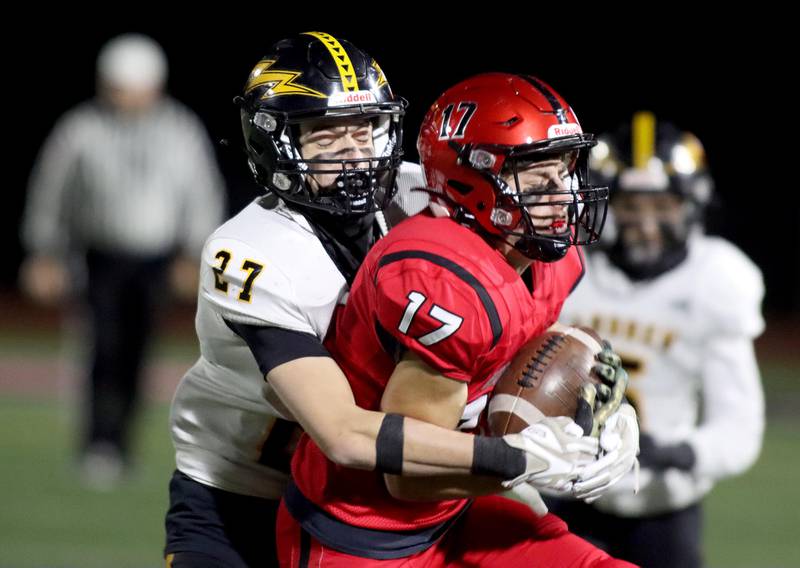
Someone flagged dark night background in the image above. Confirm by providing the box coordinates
[7,20,797,316]
[1,19,797,567]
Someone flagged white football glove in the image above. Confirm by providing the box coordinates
[573,403,640,501]
[501,416,599,496]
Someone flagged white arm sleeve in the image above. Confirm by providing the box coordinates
[687,336,765,480]
[687,239,766,480]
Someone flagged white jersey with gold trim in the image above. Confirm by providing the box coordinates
[170,162,426,499]
[559,233,765,516]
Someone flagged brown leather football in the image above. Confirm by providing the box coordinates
[488,325,604,435]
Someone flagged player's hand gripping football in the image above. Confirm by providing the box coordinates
[569,342,640,501]
[500,342,639,509]
[500,416,599,496]
[575,342,629,437]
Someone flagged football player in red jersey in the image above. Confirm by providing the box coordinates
[277,73,640,567]
[167,34,633,568]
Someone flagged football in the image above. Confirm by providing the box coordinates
[488,324,604,435]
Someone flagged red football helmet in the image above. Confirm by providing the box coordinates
[417,73,608,262]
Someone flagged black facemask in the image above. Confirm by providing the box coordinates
[608,219,689,281]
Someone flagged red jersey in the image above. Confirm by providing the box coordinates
[291,213,584,533]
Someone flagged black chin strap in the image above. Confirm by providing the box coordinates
[511,233,571,263]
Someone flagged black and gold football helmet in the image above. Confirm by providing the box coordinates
[236,32,406,216]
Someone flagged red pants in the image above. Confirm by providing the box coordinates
[277,495,637,567]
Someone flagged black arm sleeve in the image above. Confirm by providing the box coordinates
[224,319,331,377]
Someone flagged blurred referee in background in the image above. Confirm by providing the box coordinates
[19,33,225,489]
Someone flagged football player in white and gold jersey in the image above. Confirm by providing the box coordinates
[553,112,765,568]
[163,33,429,567]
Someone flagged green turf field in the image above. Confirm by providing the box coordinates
[0,351,797,567]
[0,399,173,567]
